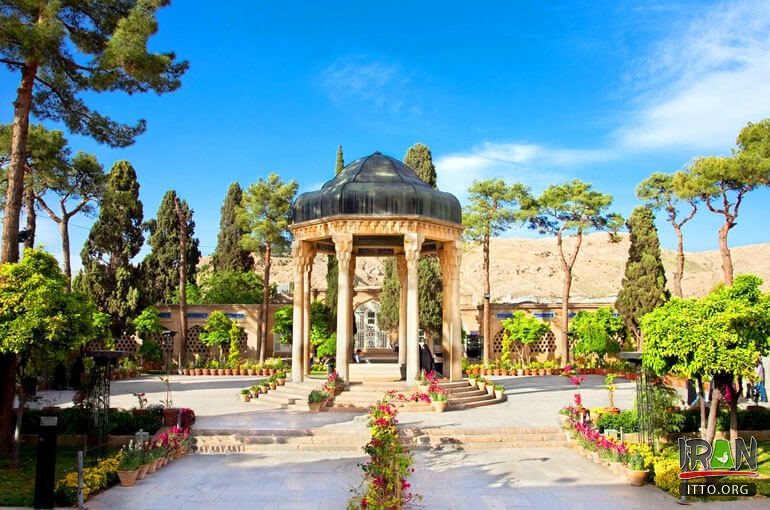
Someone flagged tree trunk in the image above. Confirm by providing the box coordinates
[482,234,490,364]
[697,376,706,436]
[673,226,685,298]
[23,183,35,251]
[561,270,572,363]
[60,220,72,292]
[174,196,188,367]
[0,353,17,456]
[704,385,720,444]
[260,244,272,366]
[2,63,38,264]
[729,385,739,458]
[556,230,581,364]
[718,222,733,285]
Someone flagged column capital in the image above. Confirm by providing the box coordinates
[403,232,424,269]
[440,240,463,280]
[333,232,354,269]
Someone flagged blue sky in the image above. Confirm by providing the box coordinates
[2,0,769,270]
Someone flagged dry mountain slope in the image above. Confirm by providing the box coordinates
[256,233,770,304]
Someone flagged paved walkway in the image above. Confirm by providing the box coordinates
[32,372,769,509]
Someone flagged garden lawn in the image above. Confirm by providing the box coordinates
[0,444,111,507]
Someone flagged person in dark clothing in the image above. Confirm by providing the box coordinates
[419,343,435,374]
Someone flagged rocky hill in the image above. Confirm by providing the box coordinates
[256,233,770,305]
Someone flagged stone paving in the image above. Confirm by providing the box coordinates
[32,372,769,509]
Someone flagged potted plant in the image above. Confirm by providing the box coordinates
[543,360,555,376]
[485,380,495,395]
[240,388,251,402]
[493,384,505,399]
[116,441,145,487]
[468,373,477,387]
[430,389,448,412]
[276,370,286,385]
[417,370,430,394]
[268,376,277,390]
[308,389,328,412]
[604,373,620,413]
[626,452,648,486]
[476,377,486,390]
[249,385,259,398]
[259,381,268,394]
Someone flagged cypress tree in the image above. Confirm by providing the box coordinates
[326,145,345,319]
[212,183,251,272]
[405,143,437,188]
[377,259,400,333]
[143,190,201,304]
[76,161,145,337]
[615,206,670,349]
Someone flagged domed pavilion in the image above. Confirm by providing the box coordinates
[289,152,464,384]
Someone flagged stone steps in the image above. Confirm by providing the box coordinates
[193,428,370,453]
[192,426,566,454]
[400,426,566,450]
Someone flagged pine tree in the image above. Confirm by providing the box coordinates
[212,183,251,272]
[76,161,145,337]
[404,143,437,188]
[142,190,201,304]
[615,207,670,349]
[326,145,345,319]
[0,1,187,265]
[465,179,532,363]
[239,174,298,364]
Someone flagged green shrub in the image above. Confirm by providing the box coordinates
[597,410,638,433]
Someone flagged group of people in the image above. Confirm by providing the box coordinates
[686,360,767,405]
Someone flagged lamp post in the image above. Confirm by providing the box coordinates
[161,330,177,376]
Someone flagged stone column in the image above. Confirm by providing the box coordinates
[302,246,315,376]
[349,254,357,355]
[439,247,452,379]
[404,233,424,384]
[396,255,407,375]
[291,241,304,383]
[333,232,354,382]
[449,240,463,381]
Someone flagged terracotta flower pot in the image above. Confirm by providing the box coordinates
[308,402,322,412]
[137,463,150,480]
[433,401,447,413]
[626,468,648,486]
[117,469,140,487]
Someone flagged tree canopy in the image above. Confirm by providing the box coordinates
[570,307,624,361]
[501,311,550,366]
[636,171,698,297]
[641,274,770,442]
[527,179,619,362]
[239,173,298,364]
[464,178,531,363]
[688,119,770,285]
[404,143,436,188]
[142,190,200,304]
[76,160,144,336]
[1,0,187,264]
[212,183,252,273]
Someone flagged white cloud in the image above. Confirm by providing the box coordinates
[435,142,614,201]
[320,56,419,115]
[616,0,770,152]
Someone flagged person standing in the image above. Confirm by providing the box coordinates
[755,359,768,403]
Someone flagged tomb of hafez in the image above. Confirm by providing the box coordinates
[289,151,464,384]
